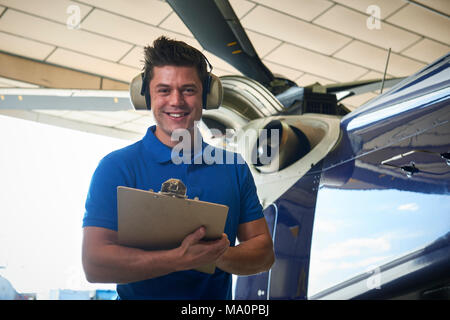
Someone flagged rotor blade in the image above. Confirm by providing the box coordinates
[167,0,274,86]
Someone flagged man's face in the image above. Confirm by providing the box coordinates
[149,65,203,147]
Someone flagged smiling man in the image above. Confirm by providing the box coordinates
[149,65,203,147]
[81,36,274,300]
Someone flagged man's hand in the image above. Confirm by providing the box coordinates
[215,218,274,275]
[175,227,230,272]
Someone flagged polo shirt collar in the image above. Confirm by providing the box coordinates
[142,125,208,164]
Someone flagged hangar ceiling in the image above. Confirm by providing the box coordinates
[0,0,448,139]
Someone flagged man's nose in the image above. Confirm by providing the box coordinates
[169,90,184,106]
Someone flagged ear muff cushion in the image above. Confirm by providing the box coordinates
[129,73,148,110]
[205,74,223,110]
[129,72,223,110]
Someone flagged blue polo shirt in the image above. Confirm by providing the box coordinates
[82,125,263,299]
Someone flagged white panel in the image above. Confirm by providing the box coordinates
[266,44,367,82]
[246,30,281,58]
[242,6,351,55]
[0,31,55,60]
[77,0,171,25]
[82,9,163,47]
[119,46,144,69]
[262,60,303,81]
[387,4,450,44]
[332,0,406,19]
[415,0,450,16]
[0,10,132,62]
[0,0,92,24]
[334,40,392,72]
[252,0,333,21]
[47,49,139,82]
[229,0,256,18]
[402,38,450,63]
[82,10,200,50]
[334,41,427,77]
[159,12,193,37]
[379,54,425,78]
[314,5,421,53]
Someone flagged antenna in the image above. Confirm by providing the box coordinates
[380,48,391,94]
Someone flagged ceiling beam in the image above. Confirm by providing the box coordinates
[0,51,129,90]
[0,109,140,141]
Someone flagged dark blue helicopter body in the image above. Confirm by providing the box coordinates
[235,54,450,300]
[162,0,450,299]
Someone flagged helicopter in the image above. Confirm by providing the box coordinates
[0,0,448,300]
[154,0,450,300]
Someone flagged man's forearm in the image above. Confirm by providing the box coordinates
[82,226,229,284]
[216,234,275,275]
[83,242,181,284]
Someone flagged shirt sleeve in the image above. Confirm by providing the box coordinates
[82,154,128,231]
[237,156,264,224]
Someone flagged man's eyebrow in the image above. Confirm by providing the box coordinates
[155,83,200,90]
[181,83,199,88]
[154,83,199,88]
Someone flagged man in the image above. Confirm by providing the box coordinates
[82,36,274,300]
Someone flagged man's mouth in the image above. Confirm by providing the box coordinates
[165,112,189,119]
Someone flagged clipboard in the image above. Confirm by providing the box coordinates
[117,185,229,274]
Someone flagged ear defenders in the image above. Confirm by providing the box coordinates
[129,58,223,111]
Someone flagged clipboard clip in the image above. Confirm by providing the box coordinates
[158,178,188,199]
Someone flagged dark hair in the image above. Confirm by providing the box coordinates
[143,36,209,84]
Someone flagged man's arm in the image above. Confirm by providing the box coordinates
[82,226,229,284]
[215,217,274,275]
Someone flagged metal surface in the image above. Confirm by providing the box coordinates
[235,165,322,299]
[236,53,450,300]
[308,55,450,299]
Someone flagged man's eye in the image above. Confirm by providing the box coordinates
[183,88,196,94]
